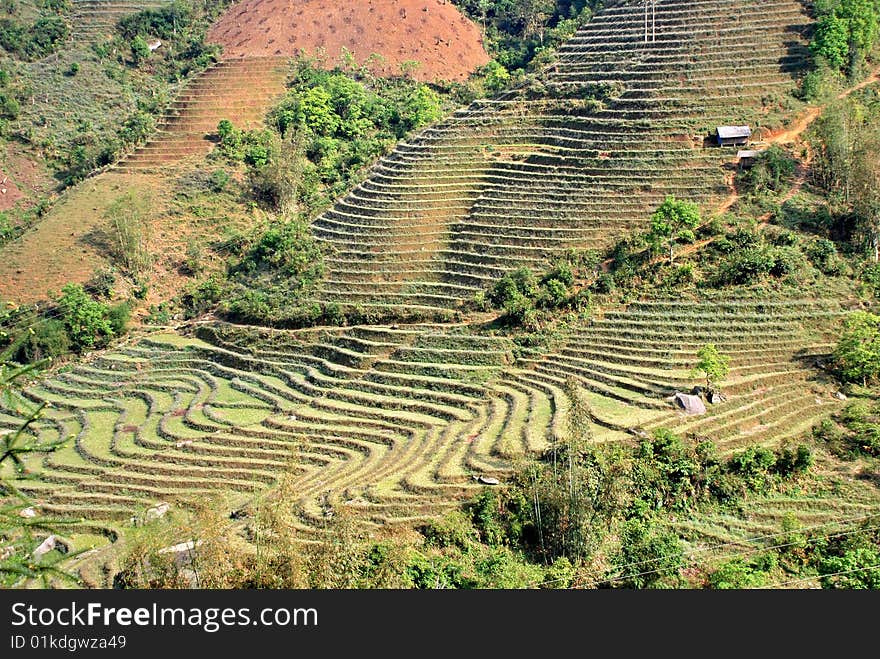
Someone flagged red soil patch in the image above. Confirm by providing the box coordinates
[207,0,489,82]
[0,171,23,212]
[0,149,48,212]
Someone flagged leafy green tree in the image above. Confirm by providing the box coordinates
[298,86,340,136]
[833,311,880,386]
[130,35,151,65]
[820,545,880,589]
[692,344,731,391]
[482,59,511,93]
[401,84,442,131]
[811,14,851,70]
[57,284,114,351]
[648,196,701,264]
[517,378,623,563]
[707,554,774,589]
[811,0,880,74]
[105,192,152,276]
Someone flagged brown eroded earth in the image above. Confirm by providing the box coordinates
[207,0,490,81]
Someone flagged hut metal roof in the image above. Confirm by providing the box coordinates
[717,126,752,139]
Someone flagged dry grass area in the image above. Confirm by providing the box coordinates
[0,173,166,304]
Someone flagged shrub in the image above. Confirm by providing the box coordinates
[107,302,131,335]
[738,146,797,194]
[105,192,152,276]
[833,311,880,386]
[8,319,71,363]
[807,238,844,275]
[209,169,230,193]
[612,519,684,589]
[57,284,114,350]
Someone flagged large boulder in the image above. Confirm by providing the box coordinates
[673,392,707,416]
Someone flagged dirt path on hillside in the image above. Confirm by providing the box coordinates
[714,66,880,218]
[631,67,880,271]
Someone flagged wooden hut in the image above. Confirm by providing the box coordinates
[716,126,752,147]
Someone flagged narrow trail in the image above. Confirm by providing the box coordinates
[629,67,880,272]
[714,65,880,218]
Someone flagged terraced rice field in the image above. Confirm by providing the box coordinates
[70,0,172,41]
[1,326,527,540]
[309,0,811,315]
[5,0,874,565]
[519,299,850,451]
[116,57,291,172]
[1,298,852,541]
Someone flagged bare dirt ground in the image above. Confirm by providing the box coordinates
[207,0,490,81]
[0,148,52,213]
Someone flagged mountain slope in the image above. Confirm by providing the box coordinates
[309,0,811,314]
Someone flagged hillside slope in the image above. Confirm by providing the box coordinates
[309,0,811,315]
[206,0,490,81]
[7,0,880,567]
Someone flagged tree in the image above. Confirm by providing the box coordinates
[833,311,880,386]
[105,192,152,276]
[57,284,114,351]
[612,518,684,588]
[130,35,151,65]
[692,344,731,392]
[401,84,442,131]
[852,128,880,261]
[516,378,624,563]
[648,196,701,264]
[811,13,851,70]
[811,0,880,75]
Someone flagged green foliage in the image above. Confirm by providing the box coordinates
[6,319,70,364]
[612,519,684,588]
[814,398,880,457]
[707,555,775,589]
[738,146,797,195]
[400,84,443,131]
[648,196,701,264]
[820,543,880,588]
[130,35,151,65]
[809,95,880,258]
[806,238,846,275]
[712,240,807,287]
[810,0,880,75]
[209,169,230,193]
[0,15,68,61]
[117,2,194,41]
[105,192,152,276]
[453,0,598,72]
[57,284,114,351]
[692,343,731,390]
[194,219,327,327]
[485,261,582,326]
[107,302,131,336]
[1,361,77,588]
[480,59,511,93]
[812,13,852,70]
[833,311,880,385]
